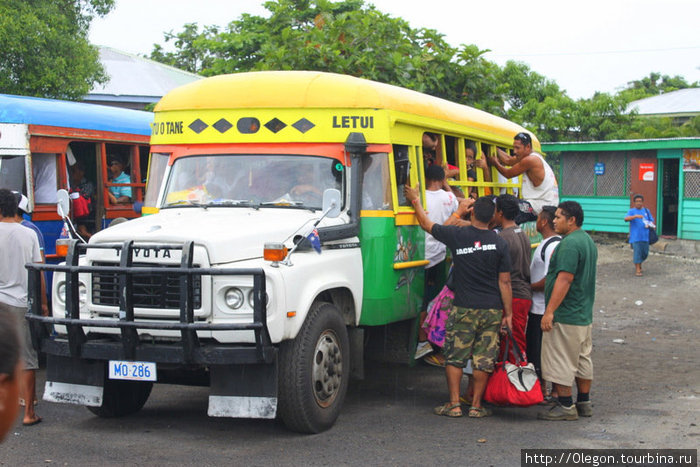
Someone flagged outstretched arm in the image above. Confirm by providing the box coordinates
[404,185,435,234]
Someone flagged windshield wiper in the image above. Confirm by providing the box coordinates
[205,199,253,207]
[163,199,206,208]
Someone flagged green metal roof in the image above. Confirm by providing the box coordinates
[542,137,700,152]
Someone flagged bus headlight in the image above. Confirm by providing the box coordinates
[248,289,269,309]
[57,283,66,304]
[56,282,88,305]
[224,287,244,310]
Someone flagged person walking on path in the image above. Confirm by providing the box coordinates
[406,185,512,418]
[539,201,597,421]
[624,194,655,277]
[0,188,47,426]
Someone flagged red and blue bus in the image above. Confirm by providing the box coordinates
[0,93,153,260]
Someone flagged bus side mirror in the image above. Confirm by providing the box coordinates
[56,189,70,219]
[322,189,341,218]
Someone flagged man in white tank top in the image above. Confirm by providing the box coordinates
[487,132,559,214]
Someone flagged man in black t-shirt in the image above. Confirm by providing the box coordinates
[405,186,512,418]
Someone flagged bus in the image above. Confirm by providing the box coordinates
[0,93,153,259]
[28,71,542,433]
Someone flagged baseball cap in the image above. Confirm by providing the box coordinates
[11,191,31,214]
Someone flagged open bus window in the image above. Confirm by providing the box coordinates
[490,143,520,196]
[104,143,147,207]
[361,153,391,210]
[421,132,440,168]
[32,153,58,204]
[0,155,26,194]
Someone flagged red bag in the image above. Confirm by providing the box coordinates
[70,191,90,218]
[484,328,544,407]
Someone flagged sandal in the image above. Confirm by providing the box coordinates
[468,406,492,418]
[434,402,462,418]
[423,354,445,367]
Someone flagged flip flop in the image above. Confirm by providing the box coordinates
[23,416,42,427]
[635,272,643,277]
[433,402,462,417]
[459,395,473,406]
[423,354,445,367]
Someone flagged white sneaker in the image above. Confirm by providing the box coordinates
[414,341,434,359]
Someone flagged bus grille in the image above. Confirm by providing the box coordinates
[91,262,202,309]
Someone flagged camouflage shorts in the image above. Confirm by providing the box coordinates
[443,306,501,372]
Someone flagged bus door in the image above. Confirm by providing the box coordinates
[358,143,425,326]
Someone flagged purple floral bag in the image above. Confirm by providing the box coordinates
[422,285,454,348]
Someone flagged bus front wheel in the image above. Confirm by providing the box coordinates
[278,301,349,433]
[88,378,153,418]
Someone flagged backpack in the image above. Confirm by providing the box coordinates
[540,236,561,262]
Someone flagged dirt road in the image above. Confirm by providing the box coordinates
[1,238,698,465]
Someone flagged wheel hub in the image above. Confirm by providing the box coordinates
[312,329,343,407]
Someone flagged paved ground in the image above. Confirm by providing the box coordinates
[1,238,698,466]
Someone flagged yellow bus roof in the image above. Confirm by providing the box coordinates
[155,71,539,148]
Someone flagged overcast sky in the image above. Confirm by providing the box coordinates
[89,0,700,100]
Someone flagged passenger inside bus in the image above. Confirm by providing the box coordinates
[107,156,132,204]
[68,161,95,239]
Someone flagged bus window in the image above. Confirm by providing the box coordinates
[104,143,146,208]
[32,153,59,204]
[393,145,413,207]
[143,152,170,210]
[0,155,25,194]
[361,153,391,210]
[421,132,439,169]
[492,144,520,196]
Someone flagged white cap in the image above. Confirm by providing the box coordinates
[18,194,31,214]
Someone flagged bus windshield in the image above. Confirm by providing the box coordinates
[163,154,345,211]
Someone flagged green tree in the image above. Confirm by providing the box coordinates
[150,0,471,100]
[618,72,698,102]
[0,0,114,99]
[150,0,698,142]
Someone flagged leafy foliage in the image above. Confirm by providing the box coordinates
[148,0,700,141]
[0,0,114,99]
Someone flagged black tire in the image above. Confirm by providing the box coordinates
[87,377,153,418]
[278,301,350,433]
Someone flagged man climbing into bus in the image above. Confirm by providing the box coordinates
[415,165,459,363]
[405,185,512,418]
[486,132,558,214]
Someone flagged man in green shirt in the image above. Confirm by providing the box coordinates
[539,201,597,421]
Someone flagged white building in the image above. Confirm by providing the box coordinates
[84,46,201,110]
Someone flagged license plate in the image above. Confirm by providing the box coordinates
[108,360,157,382]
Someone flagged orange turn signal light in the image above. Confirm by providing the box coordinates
[263,242,288,262]
[56,239,70,257]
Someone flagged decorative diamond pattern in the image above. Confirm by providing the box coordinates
[188,119,208,134]
[264,118,287,133]
[292,118,315,133]
[213,118,233,133]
